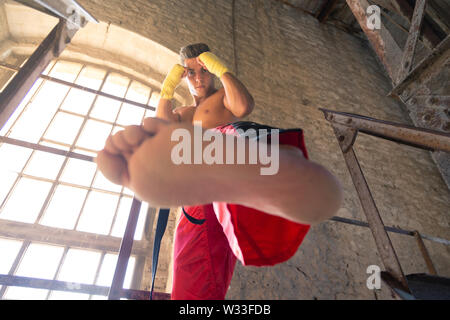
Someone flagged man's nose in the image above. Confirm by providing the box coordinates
[195,73,204,83]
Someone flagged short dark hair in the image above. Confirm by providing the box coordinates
[180,43,210,66]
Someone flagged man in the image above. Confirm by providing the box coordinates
[96,43,342,299]
[157,43,254,129]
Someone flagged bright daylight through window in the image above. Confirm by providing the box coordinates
[0,60,160,299]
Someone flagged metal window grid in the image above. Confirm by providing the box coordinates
[0,59,161,299]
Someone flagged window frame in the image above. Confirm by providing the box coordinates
[0,59,170,299]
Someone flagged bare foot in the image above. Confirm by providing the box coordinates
[96,117,343,224]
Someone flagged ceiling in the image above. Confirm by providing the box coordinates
[274,0,449,45]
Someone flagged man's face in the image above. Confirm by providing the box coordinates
[183,57,214,97]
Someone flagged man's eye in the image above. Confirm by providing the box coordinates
[202,68,207,73]
[188,71,195,76]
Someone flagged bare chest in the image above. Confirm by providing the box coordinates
[192,92,237,128]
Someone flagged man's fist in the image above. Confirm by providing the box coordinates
[197,52,230,78]
[160,64,187,100]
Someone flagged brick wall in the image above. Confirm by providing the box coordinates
[77,0,450,299]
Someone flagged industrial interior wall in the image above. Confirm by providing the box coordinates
[77,0,450,299]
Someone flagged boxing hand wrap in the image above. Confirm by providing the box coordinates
[160,64,185,100]
[198,52,230,78]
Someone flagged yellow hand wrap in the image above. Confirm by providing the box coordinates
[198,52,230,78]
[160,64,185,100]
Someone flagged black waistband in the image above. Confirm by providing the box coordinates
[182,207,206,225]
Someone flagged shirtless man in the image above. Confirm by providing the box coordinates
[96,43,343,299]
[158,43,253,129]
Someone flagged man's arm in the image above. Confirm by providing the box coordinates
[197,52,254,118]
[220,72,254,118]
[156,64,186,122]
[156,98,181,122]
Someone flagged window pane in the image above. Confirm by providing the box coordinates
[76,120,112,151]
[92,170,122,193]
[0,178,52,223]
[0,171,18,206]
[60,89,95,115]
[59,158,97,187]
[90,96,121,123]
[95,253,135,289]
[145,109,156,118]
[111,125,125,135]
[116,103,145,126]
[111,198,147,241]
[49,61,83,83]
[31,82,70,111]
[135,202,148,241]
[126,81,150,104]
[101,73,130,97]
[57,249,101,284]
[0,238,22,274]
[23,151,65,180]
[44,112,84,145]
[149,91,160,108]
[75,66,106,90]
[110,197,132,238]
[15,243,64,279]
[123,187,134,196]
[0,79,43,136]
[8,82,68,143]
[40,185,88,229]
[76,191,119,235]
[0,143,33,173]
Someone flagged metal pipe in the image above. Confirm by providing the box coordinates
[329,216,450,246]
[0,20,77,130]
[331,123,411,293]
[346,0,403,80]
[389,35,450,100]
[395,0,427,84]
[320,108,450,152]
[413,231,438,275]
[0,135,93,162]
[108,198,142,300]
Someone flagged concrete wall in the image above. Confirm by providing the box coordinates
[30,0,450,299]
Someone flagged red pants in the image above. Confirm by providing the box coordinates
[171,122,310,300]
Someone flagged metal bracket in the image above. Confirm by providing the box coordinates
[323,109,412,293]
[320,108,450,152]
[34,0,98,30]
[0,1,98,131]
[331,123,358,154]
[395,0,427,85]
[321,109,358,153]
[53,19,77,56]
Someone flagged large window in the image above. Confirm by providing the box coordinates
[0,60,163,299]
